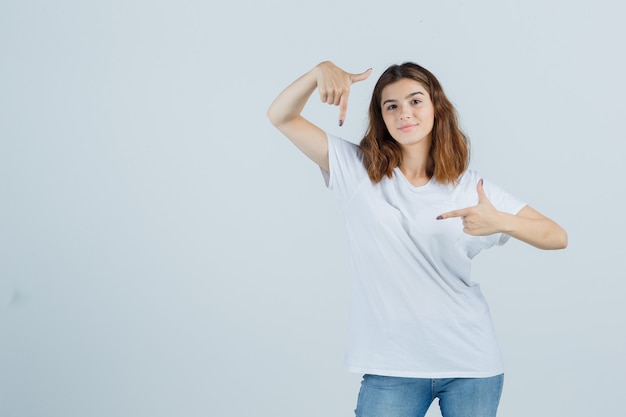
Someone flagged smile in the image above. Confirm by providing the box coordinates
[399,124,417,132]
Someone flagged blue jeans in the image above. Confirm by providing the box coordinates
[355,374,504,417]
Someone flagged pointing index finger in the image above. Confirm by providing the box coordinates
[338,90,349,127]
[436,208,467,220]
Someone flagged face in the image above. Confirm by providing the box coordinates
[380,78,435,149]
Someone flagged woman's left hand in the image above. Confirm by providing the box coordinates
[436,179,503,236]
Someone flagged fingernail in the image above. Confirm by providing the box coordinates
[479,178,484,186]
[339,119,344,127]
[436,215,443,220]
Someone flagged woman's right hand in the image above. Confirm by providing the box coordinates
[313,61,372,126]
[267,61,371,172]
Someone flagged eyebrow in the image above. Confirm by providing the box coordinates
[382,91,425,106]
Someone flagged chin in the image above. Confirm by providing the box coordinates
[395,136,430,147]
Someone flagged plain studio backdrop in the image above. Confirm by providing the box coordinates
[1,0,624,416]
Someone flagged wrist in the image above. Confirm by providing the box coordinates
[497,211,516,234]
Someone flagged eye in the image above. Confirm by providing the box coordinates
[385,104,397,111]
[412,99,422,105]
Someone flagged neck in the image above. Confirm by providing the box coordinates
[399,142,431,186]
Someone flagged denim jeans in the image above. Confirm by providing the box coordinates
[355,373,504,417]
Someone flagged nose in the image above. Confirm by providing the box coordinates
[400,104,411,120]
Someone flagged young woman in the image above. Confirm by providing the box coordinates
[267,61,567,417]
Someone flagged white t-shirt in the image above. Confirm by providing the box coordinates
[321,133,527,378]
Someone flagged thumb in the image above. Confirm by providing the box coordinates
[351,67,372,83]
[476,178,488,203]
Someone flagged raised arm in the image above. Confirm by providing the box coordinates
[437,179,568,250]
[266,61,371,172]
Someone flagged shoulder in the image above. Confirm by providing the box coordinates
[456,170,503,195]
[456,169,481,188]
[327,132,363,157]
[324,132,369,194]
[326,132,365,169]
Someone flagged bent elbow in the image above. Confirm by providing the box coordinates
[266,106,291,130]
[551,229,568,250]
[266,106,279,127]
[558,230,568,249]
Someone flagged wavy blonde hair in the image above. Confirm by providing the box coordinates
[359,62,469,185]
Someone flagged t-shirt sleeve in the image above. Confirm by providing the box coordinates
[320,132,368,200]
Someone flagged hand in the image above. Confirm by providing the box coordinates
[436,179,504,236]
[314,61,372,126]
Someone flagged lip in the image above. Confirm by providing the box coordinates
[399,124,417,132]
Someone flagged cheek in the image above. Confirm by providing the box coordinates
[428,114,435,128]
[421,109,435,127]
[382,114,394,130]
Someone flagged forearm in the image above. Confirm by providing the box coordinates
[498,208,568,250]
[267,68,318,127]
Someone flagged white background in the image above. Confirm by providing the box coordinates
[1,0,624,416]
